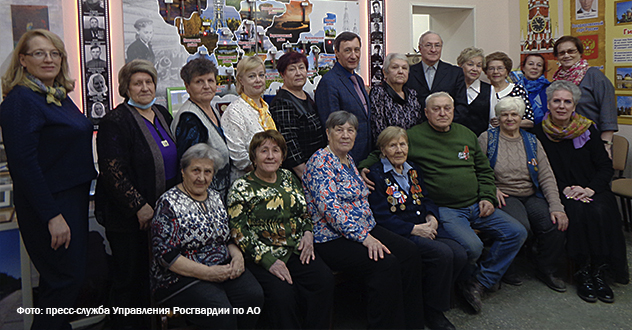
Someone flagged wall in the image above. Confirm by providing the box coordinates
[386,0,521,66]
[28,0,632,176]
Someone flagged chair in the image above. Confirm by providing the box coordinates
[611,135,632,232]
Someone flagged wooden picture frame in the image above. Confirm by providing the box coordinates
[616,94,632,125]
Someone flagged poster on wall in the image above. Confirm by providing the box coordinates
[79,0,113,129]
[10,5,49,48]
[570,0,605,69]
[613,0,632,124]
[123,0,360,106]
[369,0,384,85]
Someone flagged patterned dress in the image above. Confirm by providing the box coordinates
[228,169,313,270]
[151,187,230,293]
[369,82,423,142]
[491,83,534,122]
[303,148,376,243]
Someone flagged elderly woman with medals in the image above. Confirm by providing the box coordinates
[366,126,467,330]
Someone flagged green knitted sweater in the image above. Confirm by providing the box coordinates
[359,122,497,209]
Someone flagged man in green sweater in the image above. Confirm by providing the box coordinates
[359,92,527,314]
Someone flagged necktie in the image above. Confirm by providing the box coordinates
[350,75,368,114]
[426,66,436,89]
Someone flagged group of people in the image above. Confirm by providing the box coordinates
[0,27,628,330]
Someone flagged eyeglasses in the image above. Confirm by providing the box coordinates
[24,50,62,60]
[421,43,442,50]
[557,49,578,56]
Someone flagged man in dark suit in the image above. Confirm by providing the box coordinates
[315,32,371,162]
[405,31,468,124]
[84,17,105,42]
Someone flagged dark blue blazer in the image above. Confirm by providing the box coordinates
[405,60,469,125]
[315,62,372,162]
[366,160,439,237]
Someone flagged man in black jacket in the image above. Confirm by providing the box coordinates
[405,31,469,124]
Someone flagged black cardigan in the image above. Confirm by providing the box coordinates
[95,103,175,232]
[460,81,491,136]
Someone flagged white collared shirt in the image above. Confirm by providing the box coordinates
[466,79,481,105]
[490,82,515,125]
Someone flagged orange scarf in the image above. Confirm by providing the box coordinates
[241,93,276,131]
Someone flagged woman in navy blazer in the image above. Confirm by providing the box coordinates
[366,126,466,330]
[0,30,97,330]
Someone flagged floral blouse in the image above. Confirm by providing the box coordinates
[227,169,312,270]
[303,148,376,244]
[151,187,230,292]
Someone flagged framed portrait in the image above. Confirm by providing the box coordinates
[616,94,632,125]
[576,0,598,20]
[166,87,189,116]
[615,0,632,25]
[0,189,12,208]
[615,66,632,90]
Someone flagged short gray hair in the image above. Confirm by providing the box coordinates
[376,126,408,153]
[456,47,485,67]
[418,31,442,47]
[383,53,409,74]
[180,143,221,172]
[425,91,453,107]
[325,111,359,131]
[495,96,526,118]
[546,80,582,104]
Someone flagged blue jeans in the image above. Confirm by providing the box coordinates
[437,203,527,289]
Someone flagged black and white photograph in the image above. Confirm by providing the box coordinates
[83,0,105,14]
[370,0,382,19]
[123,0,191,106]
[84,16,105,41]
[87,73,108,97]
[85,44,107,71]
[91,102,107,119]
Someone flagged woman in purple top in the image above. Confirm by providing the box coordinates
[95,59,177,329]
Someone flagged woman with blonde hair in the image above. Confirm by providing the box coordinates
[222,55,276,181]
[0,29,97,330]
[457,47,490,136]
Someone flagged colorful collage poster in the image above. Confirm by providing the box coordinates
[123,0,359,107]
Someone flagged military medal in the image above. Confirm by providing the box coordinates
[385,179,406,212]
[409,170,423,206]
